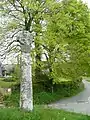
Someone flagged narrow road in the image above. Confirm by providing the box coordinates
[48,80,90,115]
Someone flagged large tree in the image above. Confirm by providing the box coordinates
[42,0,90,83]
[0,0,53,111]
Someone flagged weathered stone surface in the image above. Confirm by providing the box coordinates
[19,31,33,111]
[20,52,33,111]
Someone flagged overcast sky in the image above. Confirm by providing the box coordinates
[82,0,90,8]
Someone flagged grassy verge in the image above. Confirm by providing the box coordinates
[34,83,84,104]
[4,91,20,107]
[85,77,90,82]
[1,76,84,106]
[3,82,84,106]
[0,107,90,120]
[0,78,16,88]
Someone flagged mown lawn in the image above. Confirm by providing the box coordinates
[0,107,90,120]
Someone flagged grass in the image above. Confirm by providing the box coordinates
[0,76,84,107]
[0,107,90,120]
[85,77,90,82]
[0,78,16,88]
[3,82,84,107]
[82,76,90,82]
[0,77,87,120]
[33,80,84,104]
[34,85,84,104]
[4,91,20,107]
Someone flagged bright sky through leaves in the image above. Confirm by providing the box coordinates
[82,0,90,8]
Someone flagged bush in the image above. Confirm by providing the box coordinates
[33,82,84,105]
[3,79,84,107]
[3,91,19,107]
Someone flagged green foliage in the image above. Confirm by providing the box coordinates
[0,107,90,120]
[1,0,90,112]
[4,91,19,107]
[34,80,84,104]
[4,79,84,107]
[42,0,90,83]
[11,64,21,83]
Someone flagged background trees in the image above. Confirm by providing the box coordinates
[42,0,90,84]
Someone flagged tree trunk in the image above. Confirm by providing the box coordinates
[20,52,33,111]
[34,20,42,82]
[35,42,41,81]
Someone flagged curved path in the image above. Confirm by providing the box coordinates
[48,80,90,115]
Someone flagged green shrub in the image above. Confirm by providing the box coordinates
[34,82,84,105]
[4,79,84,107]
[3,91,19,107]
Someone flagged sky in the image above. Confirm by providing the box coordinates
[82,0,90,8]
